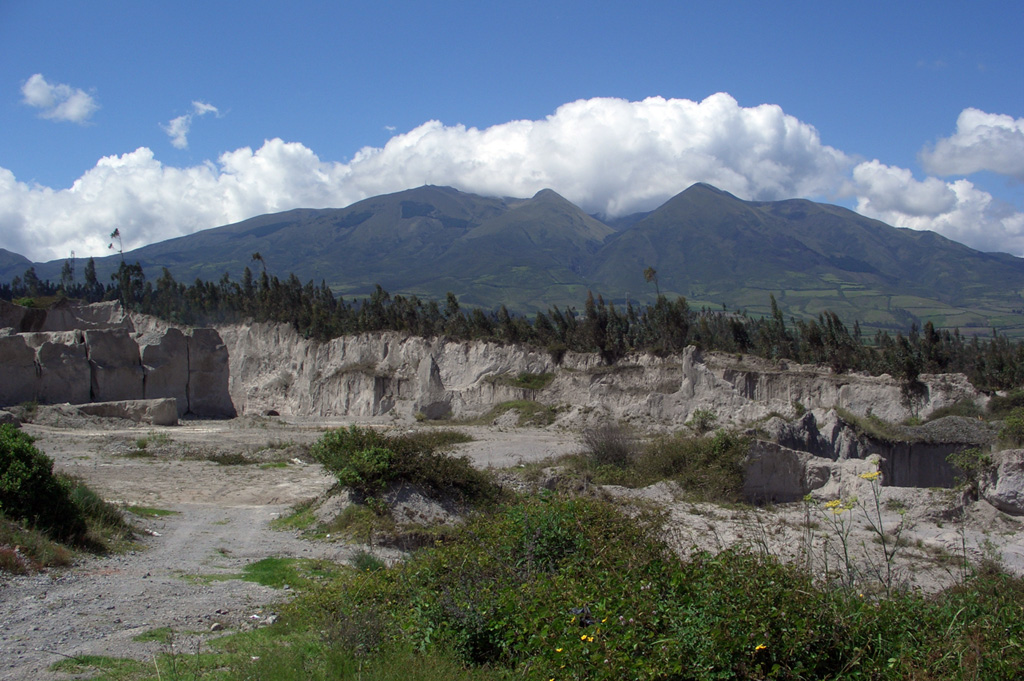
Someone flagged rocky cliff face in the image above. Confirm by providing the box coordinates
[219,321,984,428]
[0,301,234,418]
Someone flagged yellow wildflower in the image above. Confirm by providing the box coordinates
[824,500,841,509]
[556,648,563,653]
[755,643,767,652]
[581,634,587,641]
[859,470,882,481]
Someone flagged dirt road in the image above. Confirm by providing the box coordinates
[0,416,579,680]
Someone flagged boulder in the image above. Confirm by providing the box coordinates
[0,334,38,406]
[139,328,190,416]
[77,398,179,426]
[744,440,882,503]
[0,410,20,427]
[188,328,235,417]
[981,449,1024,515]
[85,329,144,401]
[36,337,90,404]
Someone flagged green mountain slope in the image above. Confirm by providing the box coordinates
[588,184,1024,333]
[6,183,1024,335]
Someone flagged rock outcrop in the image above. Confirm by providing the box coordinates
[982,450,1024,515]
[0,301,234,418]
[77,398,179,426]
[219,322,984,428]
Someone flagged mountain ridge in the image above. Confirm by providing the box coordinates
[5,183,1024,335]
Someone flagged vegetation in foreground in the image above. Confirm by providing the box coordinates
[44,424,1018,680]
[60,495,1024,681]
[0,424,132,573]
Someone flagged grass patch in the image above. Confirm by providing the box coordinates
[259,461,290,469]
[182,557,345,592]
[473,400,558,427]
[271,501,317,531]
[126,505,178,518]
[834,407,908,442]
[50,655,150,679]
[132,626,175,644]
[486,371,556,391]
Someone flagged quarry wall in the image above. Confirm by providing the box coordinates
[0,300,234,418]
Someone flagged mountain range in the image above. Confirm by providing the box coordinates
[5,183,1024,335]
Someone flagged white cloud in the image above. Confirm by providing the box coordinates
[161,101,220,149]
[20,73,98,124]
[1,94,1023,262]
[852,160,1024,255]
[346,94,851,216]
[921,108,1024,181]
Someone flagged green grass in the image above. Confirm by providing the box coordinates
[834,407,908,443]
[50,655,150,680]
[181,557,346,592]
[132,626,175,644]
[271,501,317,531]
[126,505,179,518]
[486,371,556,390]
[259,461,289,469]
[471,400,558,427]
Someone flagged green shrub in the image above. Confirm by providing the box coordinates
[988,389,1024,419]
[926,399,984,421]
[285,495,1024,680]
[580,423,637,469]
[0,424,86,542]
[686,407,718,434]
[576,428,749,502]
[1000,407,1024,447]
[948,447,993,498]
[310,426,497,506]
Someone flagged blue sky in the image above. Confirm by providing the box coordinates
[2,0,1023,262]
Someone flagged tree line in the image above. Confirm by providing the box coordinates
[4,258,1024,392]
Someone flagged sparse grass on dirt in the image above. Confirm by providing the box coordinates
[567,424,749,502]
[126,505,178,518]
[470,400,559,427]
[485,371,556,391]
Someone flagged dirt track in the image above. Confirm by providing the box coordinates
[0,416,579,680]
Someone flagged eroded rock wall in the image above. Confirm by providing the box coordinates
[219,322,985,428]
[0,302,233,417]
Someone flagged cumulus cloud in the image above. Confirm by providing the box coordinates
[162,101,220,149]
[852,160,1024,255]
[20,73,98,123]
[921,108,1024,181]
[1,94,1022,262]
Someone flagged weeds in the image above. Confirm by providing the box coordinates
[470,400,558,427]
[804,467,910,595]
[310,426,496,509]
[485,371,556,391]
[573,428,748,502]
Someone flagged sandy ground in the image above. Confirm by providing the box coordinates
[2,413,1024,679]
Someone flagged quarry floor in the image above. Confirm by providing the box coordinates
[1,413,1023,680]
